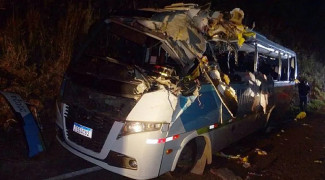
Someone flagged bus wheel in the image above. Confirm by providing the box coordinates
[171,140,197,176]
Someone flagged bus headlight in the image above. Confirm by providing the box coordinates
[120,121,165,136]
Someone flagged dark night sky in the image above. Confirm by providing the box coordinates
[211,0,325,62]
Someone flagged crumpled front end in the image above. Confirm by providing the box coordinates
[56,83,178,179]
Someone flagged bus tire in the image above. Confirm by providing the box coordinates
[171,139,197,176]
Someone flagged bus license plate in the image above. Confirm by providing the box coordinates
[73,122,93,138]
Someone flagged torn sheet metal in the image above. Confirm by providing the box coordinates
[137,8,207,60]
[230,8,244,25]
[136,5,254,63]
[164,3,198,11]
[150,11,207,57]
[1,92,44,157]
[204,69,238,117]
[96,5,256,120]
[208,8,255,47]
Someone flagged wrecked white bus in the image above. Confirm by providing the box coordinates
[55,4,297,179]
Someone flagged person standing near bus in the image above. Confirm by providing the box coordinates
[298,79,310,112]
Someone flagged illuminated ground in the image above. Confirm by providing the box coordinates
[0,110,324,180]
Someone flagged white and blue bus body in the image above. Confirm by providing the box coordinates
[55,12,297,179]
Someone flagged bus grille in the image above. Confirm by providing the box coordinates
[64,104,115,153]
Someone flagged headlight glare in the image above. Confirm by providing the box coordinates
[121,121,164,136]
[126,122,144,133]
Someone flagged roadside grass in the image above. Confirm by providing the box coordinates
[308,99,325,111]
[0,1,96,127]
[307,88,325,112]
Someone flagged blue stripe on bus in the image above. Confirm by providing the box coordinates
[180,84,222,132]
[179,96,188,110]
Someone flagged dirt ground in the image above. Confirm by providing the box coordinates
[207,109,325,180]
[0,109,324,180]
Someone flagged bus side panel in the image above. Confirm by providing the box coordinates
[159,84,222,174]
[271,82,295,121]
[209,112,265,153]
[179,84,221,132]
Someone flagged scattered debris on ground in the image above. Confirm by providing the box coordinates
[295,111,307,121]
[1,92,45,157]
[314,160,323,164]
[254,148,267,156]
[216,152,251,168]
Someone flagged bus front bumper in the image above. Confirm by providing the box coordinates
[56,125,167,180]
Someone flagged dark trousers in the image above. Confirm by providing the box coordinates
[299,95,307,112]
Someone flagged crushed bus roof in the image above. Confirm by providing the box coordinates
[240,31,296,58]
[110,3,295,60]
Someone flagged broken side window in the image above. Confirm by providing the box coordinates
[219,51,254,83]
[235,52,254,73]
[257,55,275,76]
[268,58,280,81]
[280,58,289,81]
[216,52,229,74]
[289,57,296,81]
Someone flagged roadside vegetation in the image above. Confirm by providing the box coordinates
[299,54,325,111]
[0,0,324,128]
[0,1,97,125]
